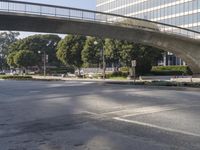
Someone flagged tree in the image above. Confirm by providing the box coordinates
[9,34,61,67]
[135,45,163,75]
[7,51,17,68]
[119,41,163,75]
[82,37,103,67]
[56,35,86,74]
[14,50,37,70]
[0,31,19,69]
[104,39,121,69]
[119,40,137,67]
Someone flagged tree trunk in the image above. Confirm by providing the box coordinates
[78,68,81,76]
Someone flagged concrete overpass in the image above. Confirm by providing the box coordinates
[0,0,200,74]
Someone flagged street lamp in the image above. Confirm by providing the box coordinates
[38,50,47,77]
[94,40,106,80]
[0,53,3,71]
[38,41,53,77]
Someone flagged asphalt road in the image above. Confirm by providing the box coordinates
[0,80,200,150]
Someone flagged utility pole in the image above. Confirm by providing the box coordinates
[38,50,48,77]
[102,46,106,80]
[94,40,106,80]
[0,53,3,71]
[43,51,46,77]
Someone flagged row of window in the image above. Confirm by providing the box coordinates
[97,0,178,12]
[97,0,200,16]
[96,0,200,32]
[158,13,200,26]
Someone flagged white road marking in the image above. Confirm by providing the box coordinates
[114,117,200,138]
[121,106,181,118]
[81,111,106,119]
[101,104,200,118]
[101,105,178,116]
[81,111,99,116]
[29,90,40,93]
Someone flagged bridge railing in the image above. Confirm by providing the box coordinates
[0,0,200,39]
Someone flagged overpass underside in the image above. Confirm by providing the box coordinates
[0,12,200,75]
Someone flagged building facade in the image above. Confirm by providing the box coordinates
[96,0,200,66]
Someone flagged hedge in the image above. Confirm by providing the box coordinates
[47,67,75,74]
[0,75,32,80]
[106,71,128,78]
[151,66,193,75]
[119,67,129,72]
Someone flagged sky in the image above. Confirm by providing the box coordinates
[14,0,96,38]
[15,0,95,10]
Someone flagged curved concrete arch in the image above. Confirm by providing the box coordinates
[0,12,200,74]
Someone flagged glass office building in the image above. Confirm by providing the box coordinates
[96,0,200,66]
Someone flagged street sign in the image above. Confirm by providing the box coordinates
[46,55,49,63]
[131,60,137,67]
[42,54,48,63]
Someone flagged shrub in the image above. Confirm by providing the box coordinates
[47,67,75,74]
[151,66,192,75]
[119,67,129,72]
[0,75,32,80]
[106,71,128,78]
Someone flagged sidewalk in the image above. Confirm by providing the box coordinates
[32,75,135,83]
[32,75,200,83]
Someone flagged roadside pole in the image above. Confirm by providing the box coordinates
[131,60,137,83]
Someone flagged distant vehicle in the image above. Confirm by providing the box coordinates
[8,71,18,76]
[0,72,5,75]
[88,72,95,79]
[75,70,84,76]
[0,70,5,75]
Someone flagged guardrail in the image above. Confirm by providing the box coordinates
[0,0,200,39]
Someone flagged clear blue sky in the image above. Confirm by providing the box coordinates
[15,0,96,10]
[15,0,96,38]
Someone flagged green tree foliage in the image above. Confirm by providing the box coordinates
[7,51,17,68]
[119,41,163,75]
[14,50,37,68]
[104,39,163,75]
[119,40,137,67]
[82,37,103,67]
[0,32,19,69]
[136,45,163,75]
[104,39,121,68]
[6,33,163,75]
[9,34,61,66]
[56,35,86,71]
[0,32,19,55]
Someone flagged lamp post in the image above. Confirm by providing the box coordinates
[38,50,47,77]
[0,53,3,71]
[38,41,53,77]
[94,41,106,80]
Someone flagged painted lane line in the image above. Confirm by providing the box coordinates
[121,104,200,118]
[121,106,180,118]
[114,117,200,138]
[101,104,180,115]
[29,90,41,93]
[101,104,200,117]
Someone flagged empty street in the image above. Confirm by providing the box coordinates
[0,80,200,150]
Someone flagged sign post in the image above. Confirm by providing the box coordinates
[131,60,137,82]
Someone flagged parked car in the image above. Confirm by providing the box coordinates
[0,72,5,75]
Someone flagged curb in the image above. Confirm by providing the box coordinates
[103,81,200,91]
